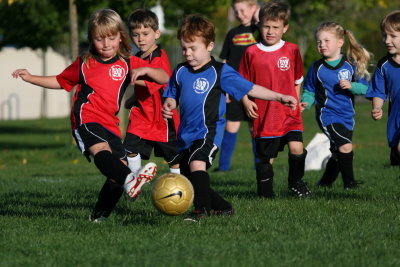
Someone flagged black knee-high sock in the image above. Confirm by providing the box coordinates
[288,150,307,185]
[189,171,211,214]
[94,150,131,185]
[337,151,355,187]
[93,179,124,218]
[319,155,340,185]
[256,162,274,198]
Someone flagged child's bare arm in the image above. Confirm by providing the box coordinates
[371,97,384,120]
[131,67,169,84]
[12,69,62,89]
[248,84,297,110]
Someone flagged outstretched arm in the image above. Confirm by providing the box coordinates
[131,67,169,85]
[11,69,62,89]
[247,84,297,110]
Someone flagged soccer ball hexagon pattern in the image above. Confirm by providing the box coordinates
[151,173,194,216]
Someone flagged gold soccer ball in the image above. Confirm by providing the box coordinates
[151,173,194,216]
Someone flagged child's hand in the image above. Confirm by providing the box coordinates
[130,67,149,84]
[243,98,258,119]
[300,102,308,112]
[280,95,297,110]
[226,94,231,103]
[339,80,352,90]
[12,69,32,82]
[162,98,176,119]
[371,108,383,120]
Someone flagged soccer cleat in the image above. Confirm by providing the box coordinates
[213,207,234,216]
[124,162,157,199]
[344,180,363,190]
[316,179,333,188]
[89,214,108,223]
[183,209,209,222]
[289,180,311,197]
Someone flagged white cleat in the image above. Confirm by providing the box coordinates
[124,162,157,199]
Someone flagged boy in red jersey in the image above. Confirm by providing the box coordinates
[124,9,180,175]
[240,0,310,198]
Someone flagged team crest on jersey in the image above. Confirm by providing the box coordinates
[193,78,210,94]
[277,57,290,71]
[338,69,351,81]
[109,65,126,81]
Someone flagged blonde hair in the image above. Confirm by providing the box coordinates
[83,9,131,63]
[315,22,371,80]
[380,10,400,33]
[231,0,258,7]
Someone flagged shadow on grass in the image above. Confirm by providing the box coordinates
[216,185,380,201]
[0,141,66,150]
[0,125,69,135]
[0,190,160,225]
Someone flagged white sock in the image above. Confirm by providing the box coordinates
[170,168,180,174]
[127,154,141,175]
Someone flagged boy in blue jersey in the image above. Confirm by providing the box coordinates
[162,14,297,221]
[366,10,400,166]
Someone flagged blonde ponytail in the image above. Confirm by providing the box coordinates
[344,30,372,80]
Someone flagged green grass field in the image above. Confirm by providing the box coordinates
[1,102,399,267]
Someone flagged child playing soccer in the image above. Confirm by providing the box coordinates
[11,9,168,222]
[301,21,371,189]
[240,0,309,198]
[216,0,260,172]
[366,10,400,167]
[124,8,180,175]
[162,14,297,221]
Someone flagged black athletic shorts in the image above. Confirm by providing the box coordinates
[73,123,127,160]
[321,123,353,151]
[255,131,303,160]
[123,133,180,165]
[179,139,219,170]
[226,98,250,122]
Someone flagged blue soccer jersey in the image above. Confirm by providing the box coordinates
[303,57,368,131]
[163,58,254,151]
[366,55,400,147]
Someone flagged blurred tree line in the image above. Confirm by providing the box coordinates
[0,0,398,123]
[1,0,399,69]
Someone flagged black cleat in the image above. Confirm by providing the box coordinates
[316,180,333,188]
[344,180,363,190]
[289,180,311,197]
[213,207,234,216]
[184,210,209,222]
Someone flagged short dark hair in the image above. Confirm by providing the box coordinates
[177,14,215,46]
[259,0,291,25]
[127,8,159,34]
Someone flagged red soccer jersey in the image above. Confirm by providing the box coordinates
[126,47,179,142]
[239,41,304,138]
[56,56,148,138]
